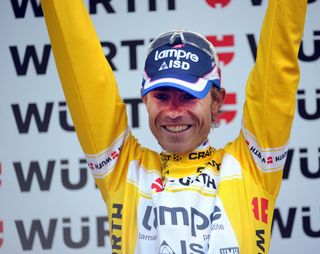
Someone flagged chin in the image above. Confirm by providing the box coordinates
[162,143,194,155]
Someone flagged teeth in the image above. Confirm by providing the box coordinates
[165,125,189,132]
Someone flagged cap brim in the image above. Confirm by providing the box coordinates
[141,75,219,98]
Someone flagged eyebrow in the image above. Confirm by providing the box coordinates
[153,87,171,92]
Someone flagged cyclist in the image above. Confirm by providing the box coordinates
[41,0,307,253]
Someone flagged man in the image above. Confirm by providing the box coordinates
[141,30,226,155]
[40,0,307,253]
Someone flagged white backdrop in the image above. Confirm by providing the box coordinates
[0,0,319,253]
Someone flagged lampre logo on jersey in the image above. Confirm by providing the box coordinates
[142,205,223,237]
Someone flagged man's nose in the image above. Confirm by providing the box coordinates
[166,98,184,119]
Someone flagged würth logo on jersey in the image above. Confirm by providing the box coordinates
[246,140,274,165]
[87,145,122,171]
[151,178,164,192]
[252,197,269,224]
[267,156,273,164]
[111,151,119,159]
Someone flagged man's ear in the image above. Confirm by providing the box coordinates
[142,94,148,105]
[211,88,226,114]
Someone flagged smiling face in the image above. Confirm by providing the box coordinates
[142,87,225,154]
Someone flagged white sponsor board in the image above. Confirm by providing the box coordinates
[0,0,319,253]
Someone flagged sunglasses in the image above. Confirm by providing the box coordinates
[148,30,218,64]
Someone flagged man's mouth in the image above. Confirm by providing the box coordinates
[164,125,191,133]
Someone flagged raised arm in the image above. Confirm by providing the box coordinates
[240,0,307,196]
[41,0,130,178]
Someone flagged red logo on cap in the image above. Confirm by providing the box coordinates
[173,44,184,49]
[205,0,231,8]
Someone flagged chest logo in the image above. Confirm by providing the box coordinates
[151,177,164,193]
[158,240,176,254]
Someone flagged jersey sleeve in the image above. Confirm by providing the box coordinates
[41,0,132,191]
[239,0,307,196]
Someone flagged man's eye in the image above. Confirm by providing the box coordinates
[154,93,169,101]
[181,93,196,101]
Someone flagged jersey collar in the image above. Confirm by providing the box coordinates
[160,139,215,178]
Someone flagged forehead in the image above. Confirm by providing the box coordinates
[152,86,185,92]
[147,87,214,104]
[148,87,213,99]
[150,87,190,94]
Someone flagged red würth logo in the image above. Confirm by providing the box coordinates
[205,0,231,8]
[111,151,119,159]
[0,221,3,248]
[267,156,273,164]
[206,35,235,66]
[151,178,164,193]
[252,197,269,224]
[217,92,237,124]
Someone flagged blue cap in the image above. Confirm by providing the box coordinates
[141,30,221,99]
